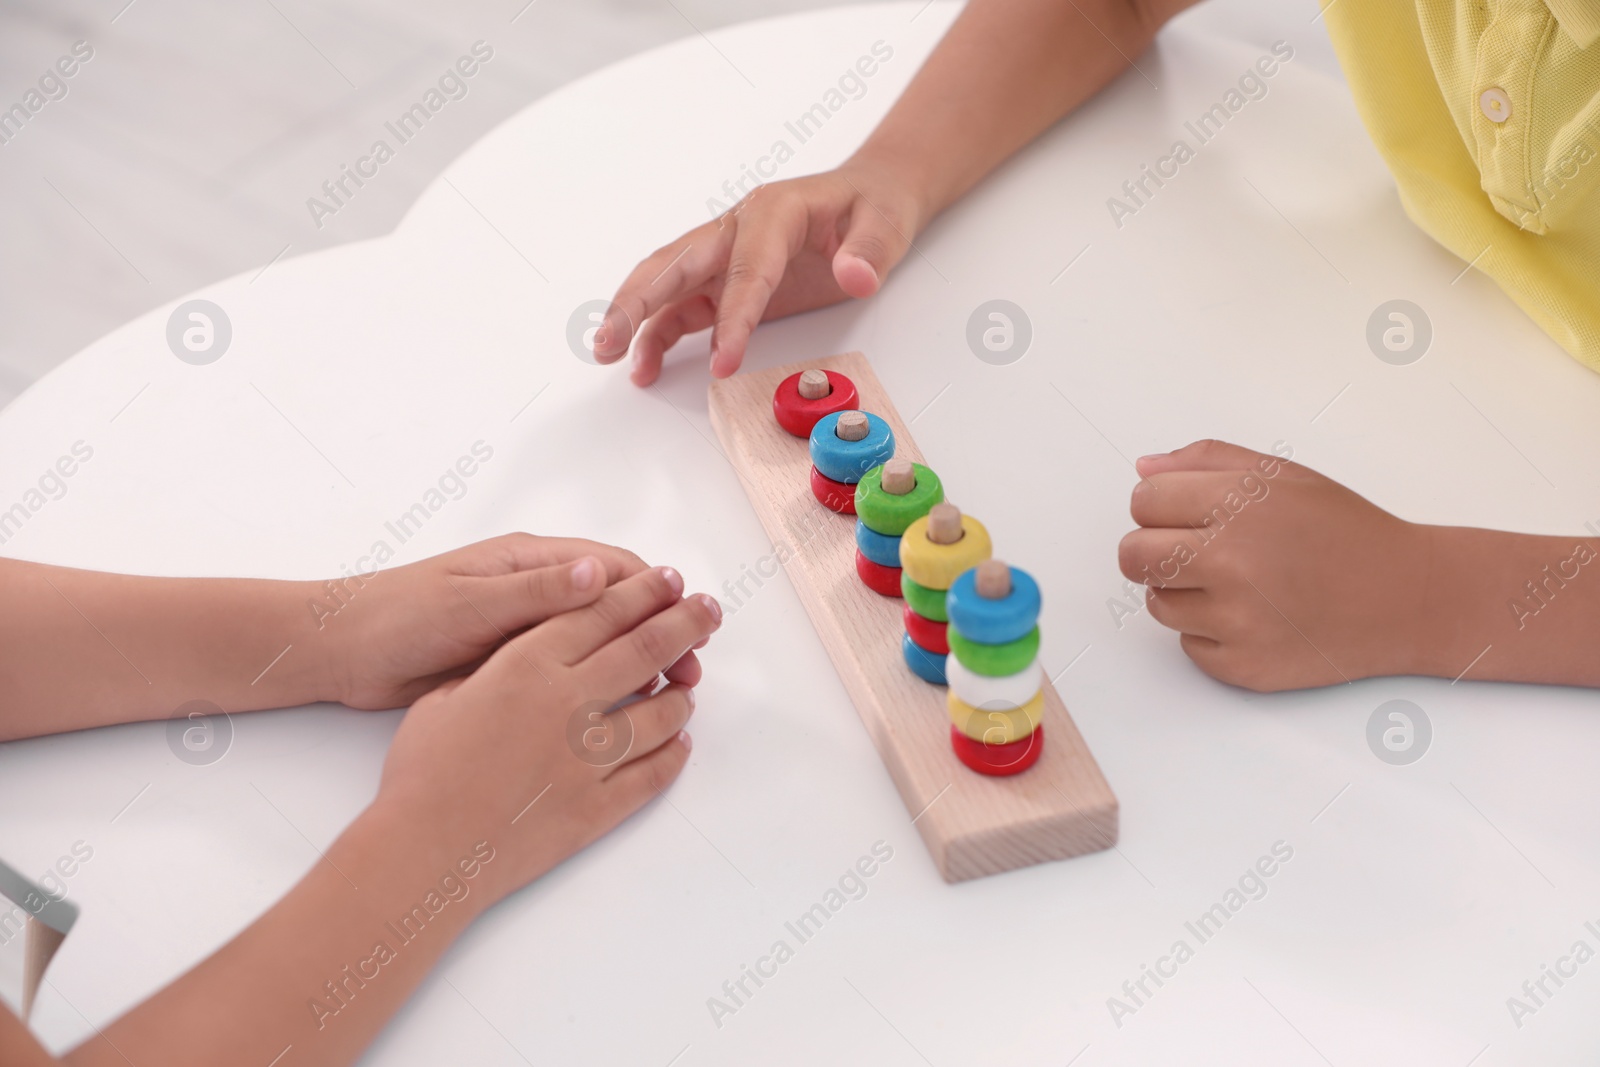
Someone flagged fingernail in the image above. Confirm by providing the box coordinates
[572,556,600,591]
[684,687,696,715]
[660,566,684,595]
[698,593,723,626]
[593,330,607,348]
[1138,453,1169,464]
[678,729,693,752]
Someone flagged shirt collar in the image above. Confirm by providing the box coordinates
[1547,0,1600,47]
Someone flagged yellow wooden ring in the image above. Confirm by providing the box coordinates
[947,689,1044,745]
[898,514,992,590]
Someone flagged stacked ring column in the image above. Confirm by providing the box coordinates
[945,560,1045,776]
[896,503,991,686]
[855,457,945,651]
[808,409,894,520]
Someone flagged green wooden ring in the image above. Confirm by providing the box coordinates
[947,625,1041,677]
[854,463,944,536]
[901,575,949,622]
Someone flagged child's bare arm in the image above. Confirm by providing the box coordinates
[0,559,330,739]
[852,0,1202,231]
[55,565,718,1067]
[594,0,1202,384]
[0,1006,57,1066]
[1122,440,1600,692]
[0,534,686,740]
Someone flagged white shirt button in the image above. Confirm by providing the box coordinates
[1480,87,1512,123]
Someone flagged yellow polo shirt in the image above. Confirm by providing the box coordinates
[1324,1,1600,369]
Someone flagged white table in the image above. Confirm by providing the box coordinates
[4,3,1599,1063]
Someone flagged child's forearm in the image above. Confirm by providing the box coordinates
[849,0,1198,221]
[0,559,334,740]
[40,544,715,1067]
[0,1006,58,1065]
[61,800,486,1067]
[1414,526,1600,687]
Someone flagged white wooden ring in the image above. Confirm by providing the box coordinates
[946,654,1043,711]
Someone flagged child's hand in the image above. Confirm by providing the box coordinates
[592,163,922,385]
[1119,441,1434,692]
[374,564,722,903]
[322,534,701,710]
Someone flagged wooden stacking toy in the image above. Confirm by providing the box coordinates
[721,352,1117,882]
[853,456,944,605]
[944,559,1045,776]
[807,408,894,516]
[896,503,991,685]
[773,368,859,438]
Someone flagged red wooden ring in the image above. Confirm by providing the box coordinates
[949,723,1044,777]
[773,370,860,438]
[810,466,857,514]
[854,550,904,597]
[901,604,949,654]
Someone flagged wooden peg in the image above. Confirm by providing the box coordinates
[927,502,963,544]
[835,410,869,441]
[797,369,831,399]
[975,559,1012,599]
[881,457,915,495]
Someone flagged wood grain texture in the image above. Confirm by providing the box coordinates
[22,917,65,1020]
[709,352,1118,883]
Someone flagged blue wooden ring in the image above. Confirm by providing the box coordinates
[902,632,948,685]
[945,566,1041,646]
[808,411,895,484]
[854,520,902,567]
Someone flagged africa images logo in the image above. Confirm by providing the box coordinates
[166,299,232,365]
[166,700,233,766]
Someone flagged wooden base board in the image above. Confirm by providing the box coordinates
[708,352,1118,882]
[22,916,65,1020]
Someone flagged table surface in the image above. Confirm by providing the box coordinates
[4,3,1600,1064]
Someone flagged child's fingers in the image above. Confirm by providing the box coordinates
[663,648,703,688]
[630,294,718,387]
[1143,587,1225,639]
[577,594,722,702]
[1178,631,1229,677]
[467,533,650,584]
[601,685,694,780]
[622,651,700,699]
[530,566,686,664]
[832,198,909,299]
[708,206,796,377]
[1135,439,1281,476]
[452,556,607,638]
[595,225,735,363]
[603,728,692,807]
[1129,471,1261,528]
[1117,528,1211,589]
[422,675,472,702]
